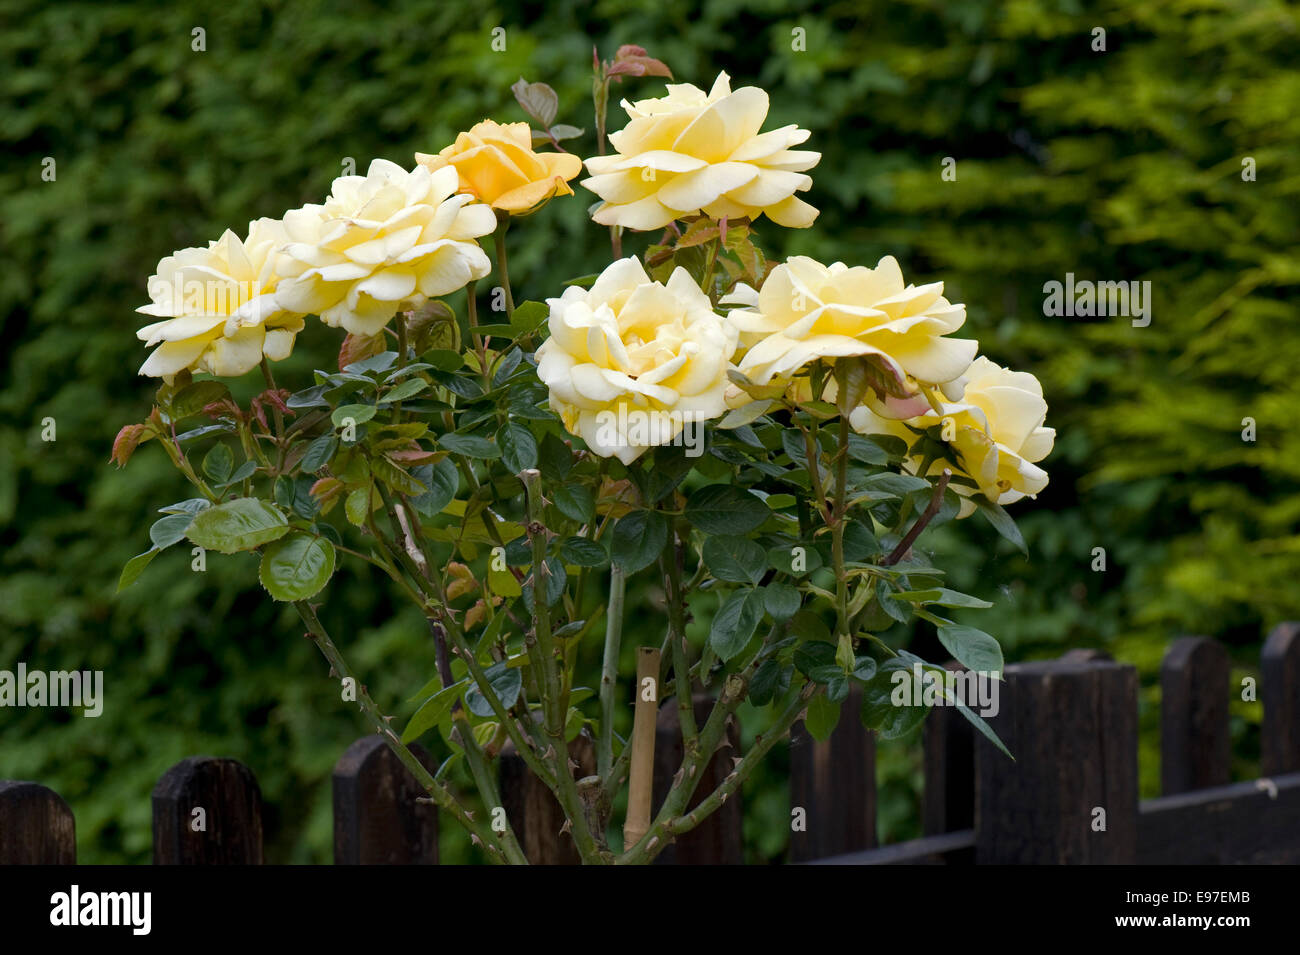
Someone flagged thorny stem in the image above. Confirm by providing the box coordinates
[259,357,286,473]
[799,421,832,523]
[883,469,952,566]
[293,600,524,864]
[521,468,605,862]
[663,520,698,754]
[493,219,515,320]
[656,682,816,844]
[597,565,626,779]
[465,280,490,388]
[832,412,851,638]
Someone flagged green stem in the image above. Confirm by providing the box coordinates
[493,221,515,320]
[597,565,626,779]
[663,520,698,753]
[259,357,286,474]
[700,236,721,299]
[832,413,850,638]
[293,600,523,864]
[521,468,605,862]
[465,280,490,387]
[651,682,816,848]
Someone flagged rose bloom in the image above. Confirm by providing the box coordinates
[582,72,820,231]
[274,159,495,337]
[850,356,1055,515]
[135,217,305,380]
[535,257,738,464]
[723,255,977,411]
[415,120,583,215]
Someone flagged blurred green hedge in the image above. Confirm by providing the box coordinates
[3,0,1297,862]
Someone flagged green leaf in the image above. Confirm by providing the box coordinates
[465,660,523,717]
[701,535,767,584]
[684,485,771,534]
[401,682,464,743]
[842,521,881,561]
[345,487,372,526]
[371,456,426,496]
[187,498,290,554]
[523,556,567,611]
[332,404,377,427]
[423,350,464,372]
[895,588,993,609]
[790,609,831,644]
[344,351,398,375]
[116,549,159,592]
[863,472,931,496]
[852,654,878,682]
[768,542,823,576]
[846,433,890,465]
[382,377,428,403]
[287,384,330,409]
[202,443,234,483]
[793,640,837,678]
[538,432,573,481]
[439,432,501,459]
[709,589,764,662]
[949,692,1013,759]
[936,625,1004,674]
[805,693,842,742]
[498,421,538,474]
[552,483,594,523]
[509,300,549,337]
[149,514,193,550]
[763,582,801,619]
[170,380,230,419]
[860,661,930,739]
[560,536,608,567]
[609,511,667,574]
[221,460,257,487]
[974,494,1027,554]
[258,533,336,601]
[158,498,211,516]
[411,458,459,518]
[748,659,782,707]
[300,434,338,473]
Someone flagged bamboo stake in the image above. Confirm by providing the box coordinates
[623,647,661,849]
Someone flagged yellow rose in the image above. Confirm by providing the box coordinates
[135,217,305,381]
[582,72,820,231]
[724,255,977,403]
[274,159,495,337]
[850,356,1055,515]
[415,120,583,215]
[535,257,738,464]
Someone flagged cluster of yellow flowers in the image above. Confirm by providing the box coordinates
[135,120,581,380]
[536,72,1053,509]
[135,71,1051,510]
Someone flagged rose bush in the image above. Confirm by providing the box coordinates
[115,57,1051,865]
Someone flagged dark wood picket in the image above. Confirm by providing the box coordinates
[333,736,438,864]
[3,625,1299,865]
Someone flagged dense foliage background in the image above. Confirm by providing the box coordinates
[3,0,1296,862]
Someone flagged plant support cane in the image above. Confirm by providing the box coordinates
[623,646,661,850]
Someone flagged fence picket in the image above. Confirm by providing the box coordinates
[1262,622,1300,776]
[152,757,262,864]
[976,659,1139,863]
[333,736,438,864]
[1161,636,1230,794]
[789,685,876,862]
[652,694,743,864]
[0,781,75,864]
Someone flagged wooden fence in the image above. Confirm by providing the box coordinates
[2,624,1298,864]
